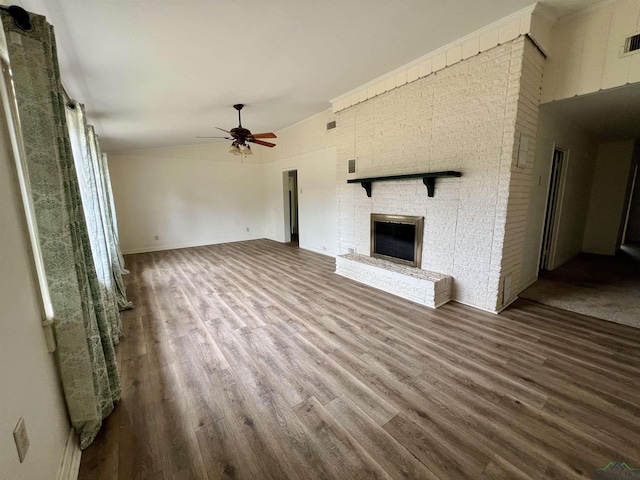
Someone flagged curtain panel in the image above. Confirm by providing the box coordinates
[1,10,125,448]
[93,131,132,310]
[100,152,127,272]
[66,103,132,312]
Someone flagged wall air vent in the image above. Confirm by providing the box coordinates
[326,120,336,130]
[623,32,640,55]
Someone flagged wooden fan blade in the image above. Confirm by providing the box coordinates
[248,138,276,147]
[249,132,277,139]
[216,127,232,134]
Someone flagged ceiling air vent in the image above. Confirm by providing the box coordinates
[623,33,640,54]
[326,120,336,130]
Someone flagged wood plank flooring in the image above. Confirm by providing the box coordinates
[78,239,640,480]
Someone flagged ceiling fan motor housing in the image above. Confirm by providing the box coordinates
[198,104,276,148]
[231,127,252,141]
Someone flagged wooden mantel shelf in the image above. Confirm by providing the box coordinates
[347,171,462,197]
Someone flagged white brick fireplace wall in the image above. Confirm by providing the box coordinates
[336,36,544,312]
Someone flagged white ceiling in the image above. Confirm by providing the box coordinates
[10,0,604,152]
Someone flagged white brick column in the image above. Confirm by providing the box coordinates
[335,36,544,313]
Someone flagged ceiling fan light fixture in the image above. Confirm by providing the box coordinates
[239,144,252,155]
[229,144,241,155]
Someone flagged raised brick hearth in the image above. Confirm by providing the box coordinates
[336,254,452,308]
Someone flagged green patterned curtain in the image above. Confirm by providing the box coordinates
[1,10,122,448]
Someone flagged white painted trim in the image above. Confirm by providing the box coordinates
[126,236,336,258]
[0,59,57,352]
[451,299,500,314]
[121,235,264,255]
[451,295,519,314]
[56,427,81,480]
[534,142,558,274]
[300,245,335,258]
[282,170,293,243]
[548,146,570,271]
[495,295,520,313]
[331,3,540,111]
[433,297,453,309]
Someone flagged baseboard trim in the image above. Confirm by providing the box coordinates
[124,237,338,258]
[299,244,336,258]
[56,427,81,480]
[122,235,264,255]
[450,299,499,314]
[496,295,520,313]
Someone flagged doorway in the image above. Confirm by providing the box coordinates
[282,170,299,246]
[539,147,566,272]
[621,148,640,247]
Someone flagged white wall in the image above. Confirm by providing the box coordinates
[583,140,636,255]
[336,37,544,312]
[542,0,640,103]
[0,92,69,479]
[519,107,598,289]
[262,109,337,256]
[108,143,266,254]
[108,112,338,257]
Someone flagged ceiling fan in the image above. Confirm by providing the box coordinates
[197,104,277,155]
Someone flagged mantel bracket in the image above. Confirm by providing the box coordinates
[422,177,435,197]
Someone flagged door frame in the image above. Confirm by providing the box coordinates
[538,145,569,272]
[281,168,299,243]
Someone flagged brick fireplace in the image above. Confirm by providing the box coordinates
[334,36,544,312]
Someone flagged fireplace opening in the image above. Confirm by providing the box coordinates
[371,214,424,268]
